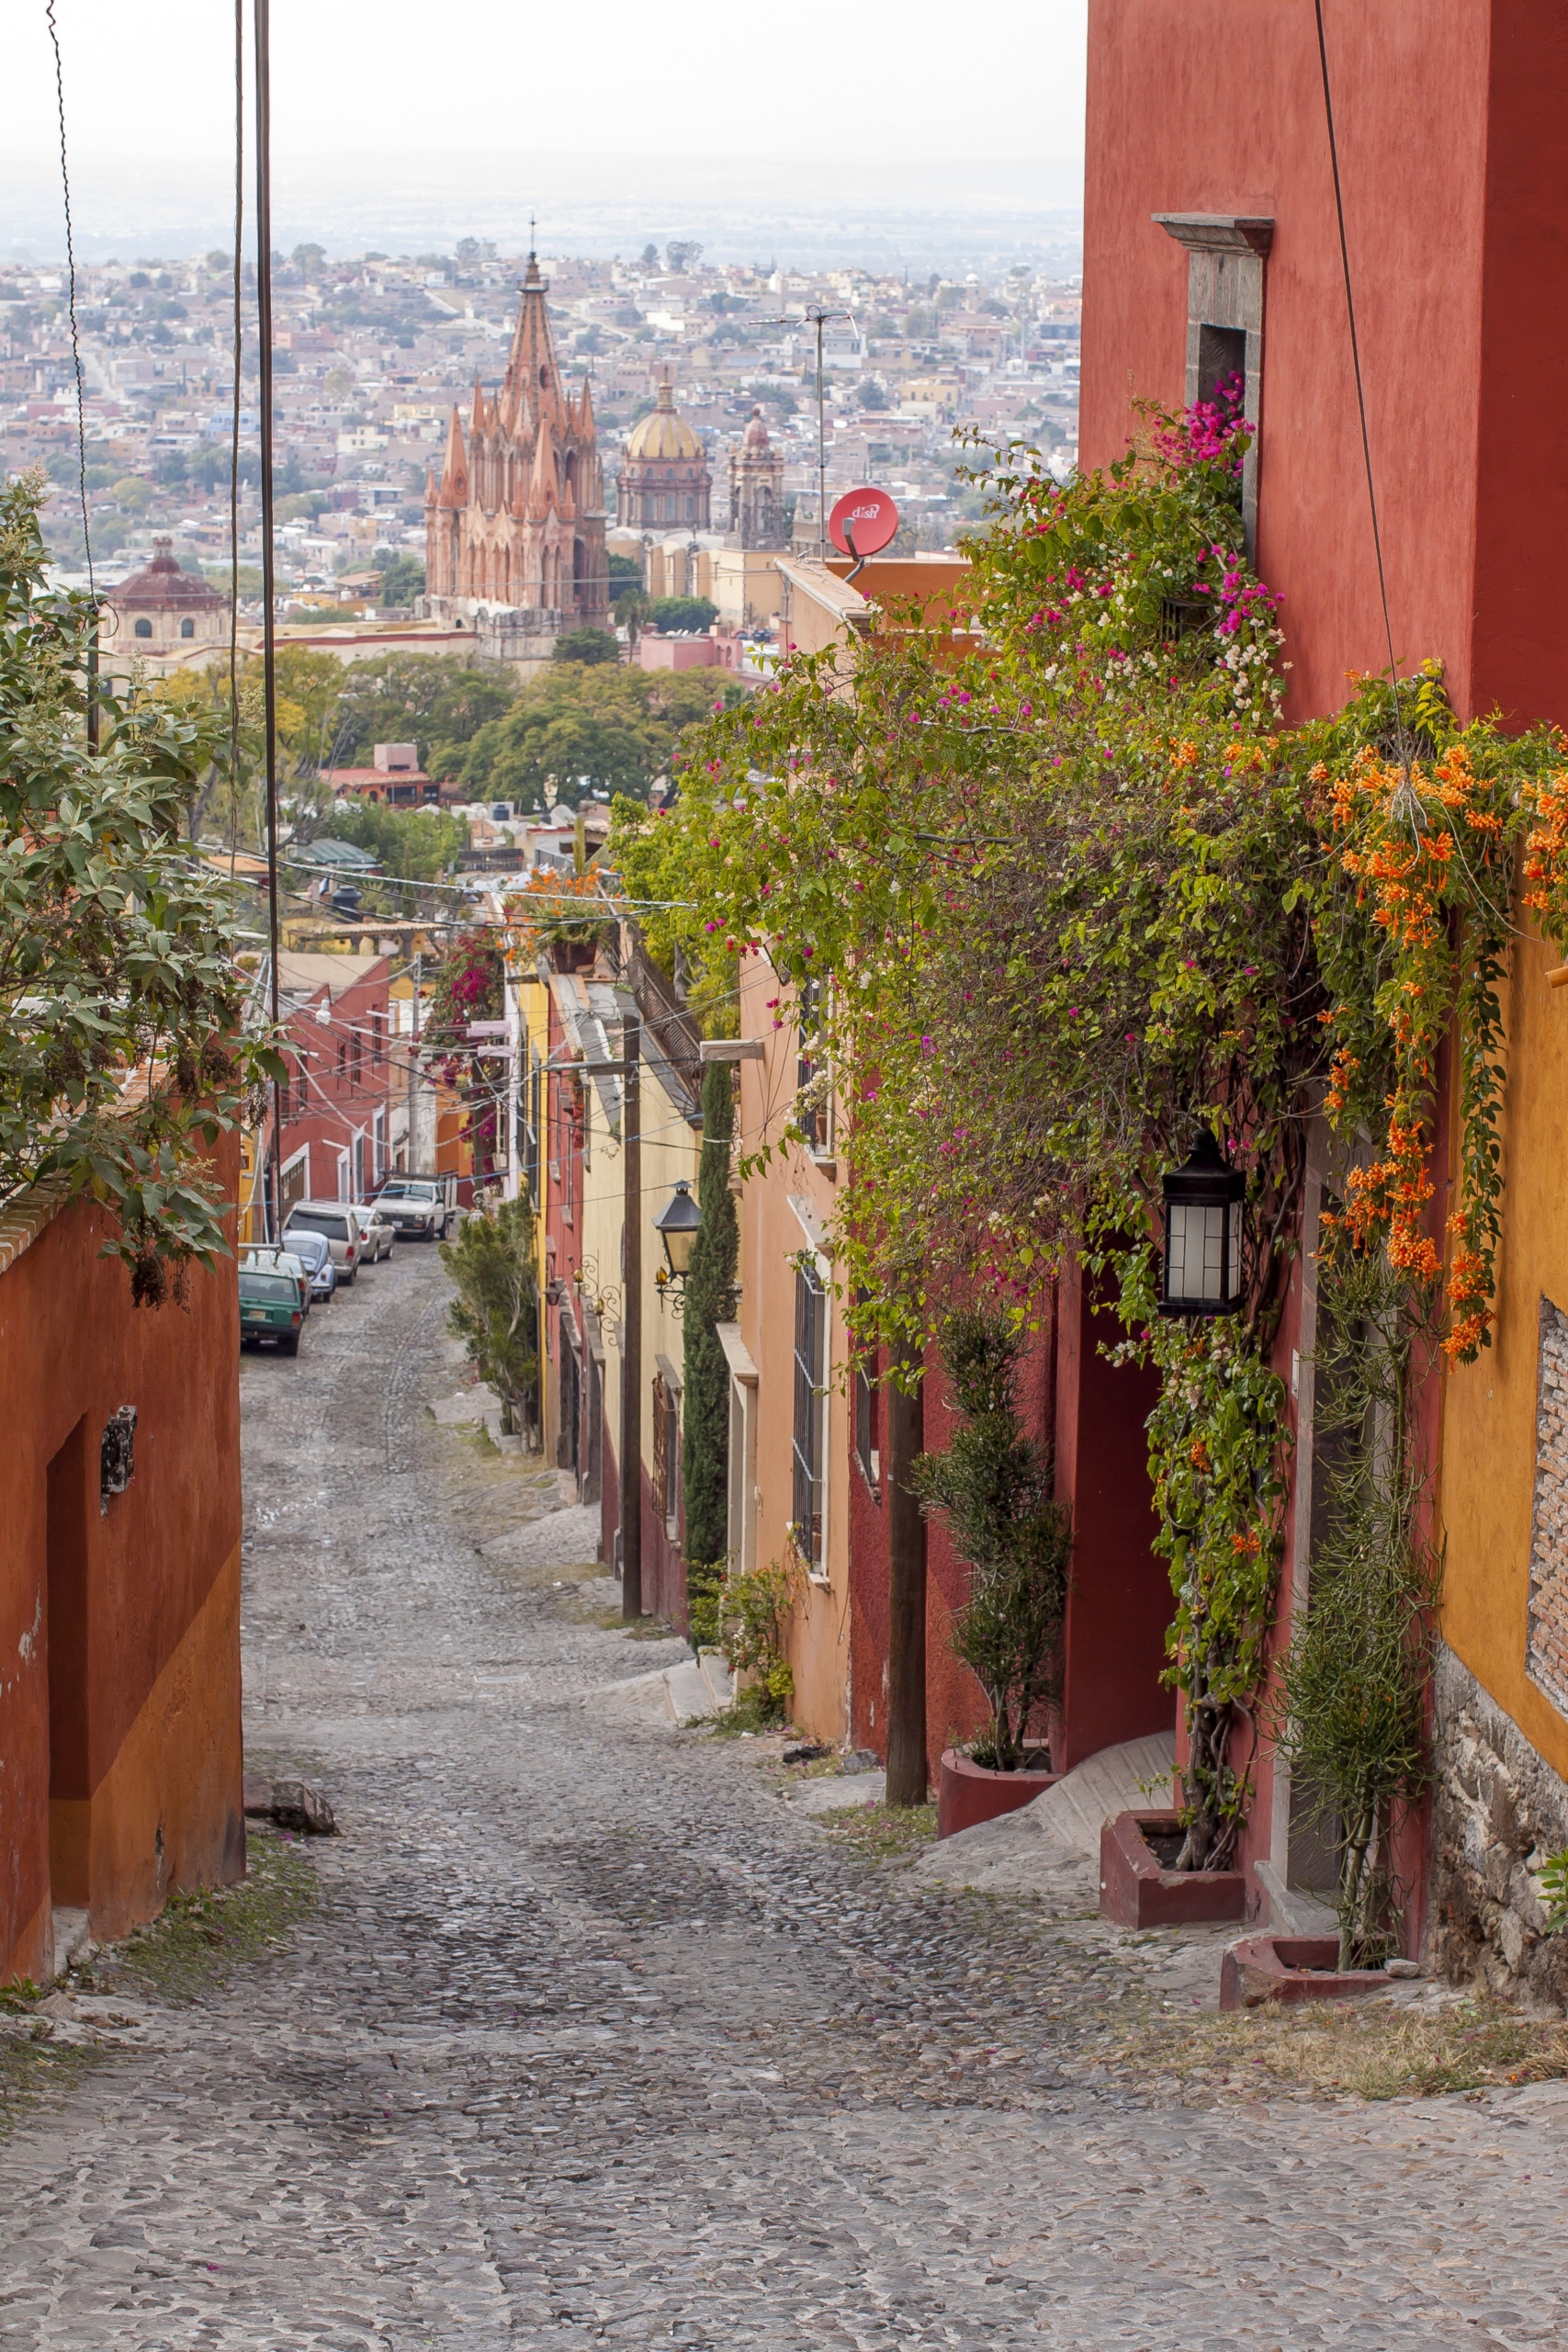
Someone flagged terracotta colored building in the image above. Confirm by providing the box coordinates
[261,953,394,1230]
[0,1161,244,1986]
[102,538,228,679]
[425,254,609,633]
[1077,0,1568,1967]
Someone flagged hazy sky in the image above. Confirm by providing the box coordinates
[7,0,1087,185]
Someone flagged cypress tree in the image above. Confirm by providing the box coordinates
[681,1059,740,1570]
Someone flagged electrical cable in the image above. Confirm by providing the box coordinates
[228,0,244,881]
[43,0,93,599]
[1313,0,1409,773]
[254,0,284,1238]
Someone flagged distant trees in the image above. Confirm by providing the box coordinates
[376,553,424,607]
[551,627,620,665]
[645,595,717,634]
[457,663,748,809]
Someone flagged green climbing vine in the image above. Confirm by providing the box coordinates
[611,378,1568,1876]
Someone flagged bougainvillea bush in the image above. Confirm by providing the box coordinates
[612,387,1568,1884]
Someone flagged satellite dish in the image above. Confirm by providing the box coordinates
[829,486,899,560]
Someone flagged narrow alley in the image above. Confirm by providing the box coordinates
[2,1248,1564,2349]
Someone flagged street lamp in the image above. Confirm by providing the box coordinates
[1159,1129,1245,1317]
[653,1178,702,1289]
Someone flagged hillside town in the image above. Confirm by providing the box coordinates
[6,5,1568,2347]
[1,241,1080,605]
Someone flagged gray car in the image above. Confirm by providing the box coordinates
[284,1227,338,1301]
[350,1202,395,1262]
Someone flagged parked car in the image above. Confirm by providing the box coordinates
[239,1266,304,1354]
[350,1202,394,1262]
[241,1245,311,1316]
[285,1201,362,1283]
[278,1228,337,1302]
[374,1175,454,1241]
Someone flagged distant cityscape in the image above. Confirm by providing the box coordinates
[0,234,1081,606]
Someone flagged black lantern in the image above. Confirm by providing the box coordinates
[1159,1129,1245,1317]
[654,1179,702,1286]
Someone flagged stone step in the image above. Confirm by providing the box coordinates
[916,1730,1177,1893]
[662,1658,715,1725]
[695,1648,734,1712]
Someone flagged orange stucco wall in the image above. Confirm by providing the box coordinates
[0,1156,244,1984]
[1439,925,1568,1782]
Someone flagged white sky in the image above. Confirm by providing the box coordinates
[6,0,1087,174]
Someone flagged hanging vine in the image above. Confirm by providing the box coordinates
[610,384,1568,1881]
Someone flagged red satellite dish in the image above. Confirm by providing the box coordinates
[829,486,899,559]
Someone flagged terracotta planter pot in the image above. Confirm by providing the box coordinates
[936,1747,1059,1838]
[1220,1933,1392,2011]
[1098,1809,1247,1928]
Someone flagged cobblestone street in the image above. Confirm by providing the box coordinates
[3,1245,1567,2348]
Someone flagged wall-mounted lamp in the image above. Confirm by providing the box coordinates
[653,1178,702,1292]
[1159,1130,1245,1317]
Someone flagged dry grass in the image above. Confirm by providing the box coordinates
[0,2037,102,2142]
[101,1820,318,2006]
[816,1799,940,1862]
[1102,1993,1568,2102]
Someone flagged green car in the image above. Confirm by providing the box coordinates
[239,1267,304,1355]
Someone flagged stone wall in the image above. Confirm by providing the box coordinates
[1428,1643,1568,2009]
[1526,1296,1568,1712]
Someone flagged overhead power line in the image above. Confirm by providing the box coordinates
[43,0,93,600]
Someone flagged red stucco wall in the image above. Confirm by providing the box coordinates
[1082,0,1568,731]
[0,1151,244,1983]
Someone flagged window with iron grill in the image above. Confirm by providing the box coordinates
[525,1052,542,1208]
[792,1261,828,1568]
[795,976,829,1154]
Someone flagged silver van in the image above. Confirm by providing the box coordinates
[285,1201,363,1283]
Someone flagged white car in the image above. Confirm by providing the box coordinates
[285,1201,363,1283]
[350,1202,395,1262]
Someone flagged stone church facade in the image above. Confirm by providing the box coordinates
[425,256,608,639]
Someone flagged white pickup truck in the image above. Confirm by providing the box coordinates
[373,1175,455,1241]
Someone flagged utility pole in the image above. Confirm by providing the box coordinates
[619,1012,643,1619]
[768,307,852,559]
[254,0,283,1243]
[408,949,423,1170]
[885,1347,928,1805]
[807,311,851,561]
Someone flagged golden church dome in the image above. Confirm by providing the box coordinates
[626,379,702,461]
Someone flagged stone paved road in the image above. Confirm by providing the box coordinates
[4,1245,1567,2349]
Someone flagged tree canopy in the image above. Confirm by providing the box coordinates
[459,663,747,808]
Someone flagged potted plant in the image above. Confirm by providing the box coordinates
[912,1311,1073,1838]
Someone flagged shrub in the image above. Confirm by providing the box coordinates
[912,1311,1072,1770]
[439,1195,539,1437]
[718,1558,800,1727]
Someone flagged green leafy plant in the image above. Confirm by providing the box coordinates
[682,1060,740,1571]
[719,1557,799,1726]
[1540,1848,1568,1934]
[685,1557,724,1652]
[439,1193,539,1437]
[0,471,280,1301]
[911,1310,1072,1770]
